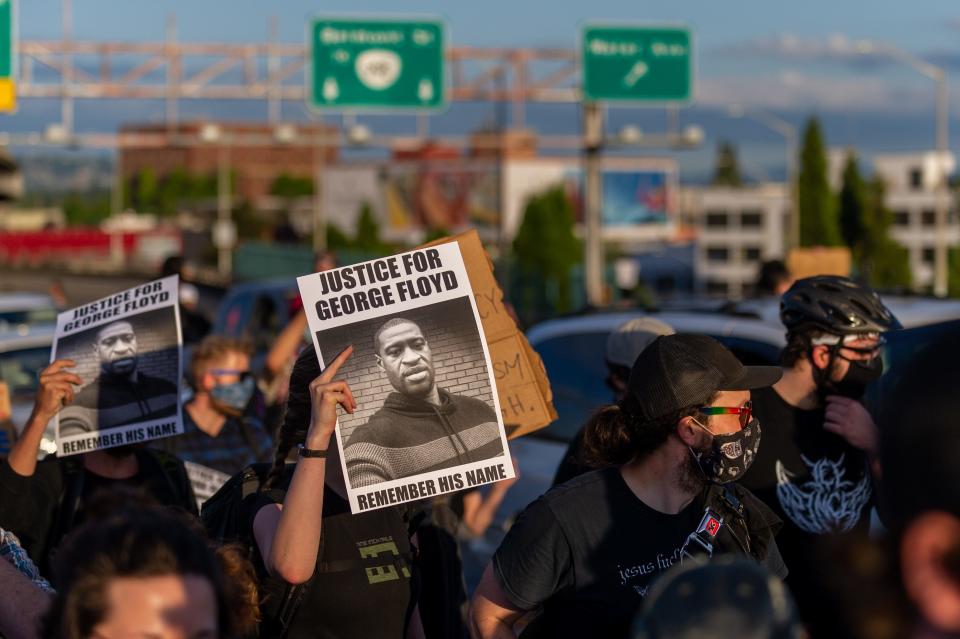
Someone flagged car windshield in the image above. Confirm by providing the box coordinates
[0,345,52,394]
[0,308,57,328]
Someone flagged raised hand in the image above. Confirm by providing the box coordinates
[32,360,82,422]
[306,346,356,448]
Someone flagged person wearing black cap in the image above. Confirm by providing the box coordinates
[737,275,900,635]
[470,334,786,639]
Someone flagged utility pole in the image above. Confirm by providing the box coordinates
[61,0,72,136]
[583,102,604,307]
[934,69,949,297]
[216,144,233,277]
[312,121,326,253]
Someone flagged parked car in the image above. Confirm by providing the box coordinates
[0,293,57,334]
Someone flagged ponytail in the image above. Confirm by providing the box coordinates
[580,394,707,469]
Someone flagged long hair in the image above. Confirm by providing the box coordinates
[43,507,232,639]
[264,344,322,489]
[580,392,714,469]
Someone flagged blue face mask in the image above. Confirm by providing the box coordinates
[210,376,255,414]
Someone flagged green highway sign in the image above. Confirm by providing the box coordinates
[309,18,445,110]
[0,0,14,79]
[581,25,692,103]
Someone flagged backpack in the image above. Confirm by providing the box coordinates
[200,462,309,639]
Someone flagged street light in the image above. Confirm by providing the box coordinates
[198,123,234,278]
[856,39,950,296]
[727,105,799,251]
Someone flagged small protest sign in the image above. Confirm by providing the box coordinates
[53,276,183,456]
[299,243,514,514]
[184,461,231,511]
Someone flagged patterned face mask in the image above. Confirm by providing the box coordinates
[210,376,255,414]
[689,418,762,484]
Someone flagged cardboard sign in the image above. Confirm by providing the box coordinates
[422,230,557,438]
[787,247,852,280]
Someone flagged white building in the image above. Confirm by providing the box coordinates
[874,151,959,289]
[679,184,790,297]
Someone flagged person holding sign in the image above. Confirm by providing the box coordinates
[58,320,179,437]
[470,335,787,639]
[344,317,503,488]
[249,345,424,638]
[0,360,196,574]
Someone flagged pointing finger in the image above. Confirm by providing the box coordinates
[318,345,354,384]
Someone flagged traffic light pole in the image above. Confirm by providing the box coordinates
[583,102,604,307]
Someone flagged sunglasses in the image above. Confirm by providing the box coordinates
[698,400,753,429]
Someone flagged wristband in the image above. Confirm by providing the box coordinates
[298,444,328,459]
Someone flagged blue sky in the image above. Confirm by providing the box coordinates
[15,0,960,181]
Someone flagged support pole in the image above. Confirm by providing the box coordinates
[583,103,604,307]
[933,70,949,297]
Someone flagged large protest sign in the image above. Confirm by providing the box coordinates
[299,243,514,514]
[421,230,557,438]
[53,276,183,457]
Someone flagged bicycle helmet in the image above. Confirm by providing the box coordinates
[780,276,901,335]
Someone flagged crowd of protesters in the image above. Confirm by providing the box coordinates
[0,259,959,639]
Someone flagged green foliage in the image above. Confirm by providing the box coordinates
[128,168,223,215]
[235,199,268,241]
[326,223,352,251]
[948,248,960,298]
[422,227,450,244]
[352,203,388,254]
[269,173,314,198]
[711,140,743,187]
[859,177,912,289]
[512,185,582,314]
[798,117,842,246]
[134,168,157,213]
[62,192,112,226]
[838,152,867,249]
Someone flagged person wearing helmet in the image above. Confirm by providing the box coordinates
[738,275,900,635]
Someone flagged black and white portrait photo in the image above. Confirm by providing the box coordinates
[315,298,504,489]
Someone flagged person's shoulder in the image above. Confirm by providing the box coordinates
[345,405,396,447]
[71,379,100,406]
[543,467,616,508]
[726,482,782,531]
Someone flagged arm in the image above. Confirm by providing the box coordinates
[469,563,524,639]
[8,360,81,477]
[460,471,518,538]
[406,604,426,639]
[252,346,356,585]
[264,309,309,379]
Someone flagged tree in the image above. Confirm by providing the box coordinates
[837,151,867,250]
[798,117,841,246]
[134,168,158,213]
[269,173,314,198]
[860,176,912,289]
[352,203,387,254]
[711,140,743,187]
[512,185,582,315]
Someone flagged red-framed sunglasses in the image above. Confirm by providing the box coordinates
[697,400,753,429]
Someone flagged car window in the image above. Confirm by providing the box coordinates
[0,308,57,329]
[0,345,52,395]
[531,331,611,442]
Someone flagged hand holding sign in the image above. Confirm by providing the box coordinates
[307,346,357,448]
[32,360,82,422]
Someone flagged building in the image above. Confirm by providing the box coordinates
[118,121,338,203]
[679,184,790,297]
[874,151,959,289]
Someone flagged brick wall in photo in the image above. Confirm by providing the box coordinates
[314,297,495,443]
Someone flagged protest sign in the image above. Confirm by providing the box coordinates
[184,461,231,511]
[421,230,557,438]
[299,243,514,514]
[53,276,183,457]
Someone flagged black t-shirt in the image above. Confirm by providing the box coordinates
[493,468,710,638]
[739,385,873,628]
[252,480,418,639]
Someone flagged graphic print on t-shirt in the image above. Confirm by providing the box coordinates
[616,544,685,598]
[775,454,871,534]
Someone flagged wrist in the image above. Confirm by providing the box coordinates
[305,430,333,450]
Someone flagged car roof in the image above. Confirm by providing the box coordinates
[0,293,55,312]
[526,310,786,348]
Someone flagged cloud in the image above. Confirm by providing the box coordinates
[716,33,913,71]
[696,70,940,114]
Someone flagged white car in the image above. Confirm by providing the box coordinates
[0,293,58,334]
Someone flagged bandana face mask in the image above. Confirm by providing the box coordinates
[689,418,762,484]
[210,376,255,415]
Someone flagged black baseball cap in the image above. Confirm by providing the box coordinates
[627,334,782,421]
